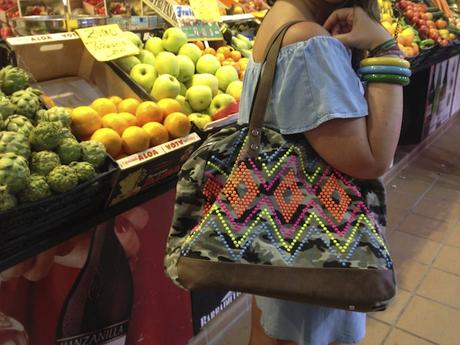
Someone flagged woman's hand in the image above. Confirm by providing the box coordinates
[323,7,392,50]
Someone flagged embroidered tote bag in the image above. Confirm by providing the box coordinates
[165,22,396,312]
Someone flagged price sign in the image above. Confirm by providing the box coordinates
[189,0,221,22]
[175,5,223,41]
[75,24,140,62]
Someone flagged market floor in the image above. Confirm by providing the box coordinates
[192,115,460,345]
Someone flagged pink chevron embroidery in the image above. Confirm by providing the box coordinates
[312,166,331,193]
[358,202,385,236]
[333,169,362,198]
[215,197,317,238]
[247,155,316,194]
[215,194,382,242]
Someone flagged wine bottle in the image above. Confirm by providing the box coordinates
[55,220,133,345]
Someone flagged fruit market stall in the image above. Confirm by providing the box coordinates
[0,0,459,342]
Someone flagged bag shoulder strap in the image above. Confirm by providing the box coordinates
[246,20,303,156]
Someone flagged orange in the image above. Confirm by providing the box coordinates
[121,126,150,155]
[204,47,216,55]
[71,106,102,139]
[230,50,241,62]
[118,98,140,115]
[91,128,122,157]
[109,95,122,106]
[163,112,191,139]
[119,112,138,127]
[115,151,129,160]
[136,101,163,126]
[90,98,117,117]
[143,122,169,147]
[216,46,231,58]
[101,113,130,136]
[215,52,226,63]
[157,98,183,118]
[194,41,205,50]
[233,5,243,14]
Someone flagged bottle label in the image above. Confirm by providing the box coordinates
[56,320,128,345]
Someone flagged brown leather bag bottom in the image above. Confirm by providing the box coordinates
[178,257,396,312]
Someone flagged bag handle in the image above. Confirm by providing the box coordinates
[246,21,302,156]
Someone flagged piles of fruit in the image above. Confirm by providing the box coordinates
[396,0,459,49]
[115,29,244,126]
[0,65,108,212]
[71,96,193,160]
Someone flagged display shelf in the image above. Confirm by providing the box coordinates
[0,175,177,272]
[410,41,460,73]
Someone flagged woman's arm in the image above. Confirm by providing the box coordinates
[305,83,402,179]
[296,8,402,179]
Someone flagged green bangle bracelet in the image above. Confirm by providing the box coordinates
[362,73,410,86]
[369,38,397,56]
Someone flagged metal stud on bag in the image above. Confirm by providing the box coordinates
[251,129,260,136]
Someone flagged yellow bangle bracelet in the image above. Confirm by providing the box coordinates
[360,57,411,69]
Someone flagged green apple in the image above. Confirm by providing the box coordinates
[151,74,181,100]
[130,64,157,92]
[145,37,164,56]
[176,95,192,115]
[154,52,180,78]
[115,55,141,73]
[162,27,187,54]
[196,54,221,74]
[122,31,143,50]
[209,93,236,115]
[215,65,239,91]
[177,55,195,83]
[137,49,155,65]
[186,85,213,112]
[179,82,187,96]
[178,43,202,64]
[188,113,212,130]
[191,73,219,97]
[226,80,243,101]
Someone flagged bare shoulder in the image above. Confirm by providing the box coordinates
[282,22,331,47]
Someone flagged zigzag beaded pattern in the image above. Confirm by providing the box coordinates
[182,130,391,269]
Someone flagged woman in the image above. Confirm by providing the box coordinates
[238,0,403,344]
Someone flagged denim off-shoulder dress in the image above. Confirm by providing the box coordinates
[238,36,369,345]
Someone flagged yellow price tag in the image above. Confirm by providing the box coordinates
[75,24,140,62]
[189,0,221,22]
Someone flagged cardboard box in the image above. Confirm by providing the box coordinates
[108,132,201,206]
[7,32,143,106]
[7,32,202,202]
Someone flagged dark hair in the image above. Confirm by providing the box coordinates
[345,0,380,21]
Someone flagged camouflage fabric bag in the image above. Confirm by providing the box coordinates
[164,23,396,312]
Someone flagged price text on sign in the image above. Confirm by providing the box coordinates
[75,24,140,62]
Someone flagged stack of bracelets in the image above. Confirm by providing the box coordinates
[359,38,412,87]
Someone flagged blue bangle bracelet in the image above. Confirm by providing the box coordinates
[358,65,412,77]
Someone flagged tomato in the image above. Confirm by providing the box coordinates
[417,18,426,27]
[429,28,439,40]
[435,19,448,29]
[404,9,414,18]
[422,12,433,20]
[438,39,448,46]
[419,25,429,37]
[400,0,409,9]
[426,20,435,28]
